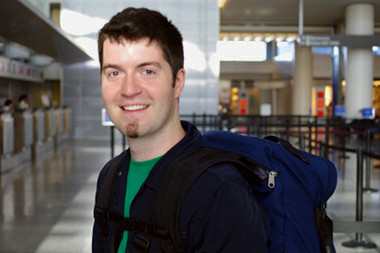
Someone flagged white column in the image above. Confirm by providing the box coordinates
[345,3,374,119]
[292,43,313,115]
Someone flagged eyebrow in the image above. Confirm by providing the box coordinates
[102,62,163,73]
[102,64,121,74]
[137,62,162,69]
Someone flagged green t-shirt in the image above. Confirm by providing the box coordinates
[117,155,161,253]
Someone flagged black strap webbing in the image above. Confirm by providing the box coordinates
[94,150,128,239]
[99,136,330,253]
[315,205,335,253]
[138,147,254,253]
[264,135,310,164]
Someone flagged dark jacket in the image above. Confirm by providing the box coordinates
[92,121,268,252]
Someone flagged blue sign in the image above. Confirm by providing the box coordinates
[334,105,345,117]
[102,108,114,126]
[361,108,375,119]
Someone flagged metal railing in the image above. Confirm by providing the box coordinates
[317,142,380,249]
[182,114,380,249]
[109,114,380,248]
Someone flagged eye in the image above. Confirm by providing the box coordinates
[108,71,119,77]
[142,69,156,75]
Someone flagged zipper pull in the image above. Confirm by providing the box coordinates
[268,171,278,189]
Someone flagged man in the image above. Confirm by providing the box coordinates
[17,95,30,110]
[3,99,13,111]
[93,7,268,252]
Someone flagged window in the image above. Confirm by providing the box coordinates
[217,41,267,61]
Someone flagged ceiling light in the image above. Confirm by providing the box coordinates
[60,9,107,36]
[218,0,228,8]
[275,37,284,42]
[286,36,297,42]
[265,36,274,42]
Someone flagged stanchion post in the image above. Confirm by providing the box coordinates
[314,116,318,154]
[342,147,376,249]
[202,113,207,133]
[325,118,330,147]
[319,141,324,158]
[322,120,329,158]
[300,134,305,151]
[308,122,312,153]
[122,133,126,151]
[363,128,377,192]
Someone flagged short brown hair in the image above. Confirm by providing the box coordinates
[98,7,184,80]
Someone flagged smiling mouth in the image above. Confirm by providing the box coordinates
[122,105,148,111]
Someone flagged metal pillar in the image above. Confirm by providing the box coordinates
[342,147,376,249]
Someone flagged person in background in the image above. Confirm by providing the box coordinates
[17,94,30,110]
[92,7,268,253]
[3,99,13,112]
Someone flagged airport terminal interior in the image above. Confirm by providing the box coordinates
[1,0,380,252]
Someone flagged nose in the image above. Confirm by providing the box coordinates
[120,74,142,97]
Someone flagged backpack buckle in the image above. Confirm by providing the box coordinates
[94,205,109,238]
[133,234,151,252]
[154,227,168,238]
[94,205,106,218]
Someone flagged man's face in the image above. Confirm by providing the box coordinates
[101,38,184,139]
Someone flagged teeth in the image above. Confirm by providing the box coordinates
[123,105,148,111]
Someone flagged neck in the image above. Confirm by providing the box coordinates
[128,119,186,161]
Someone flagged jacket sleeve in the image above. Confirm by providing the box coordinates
[186,166,269,252]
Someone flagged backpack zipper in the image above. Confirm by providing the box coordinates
[238,156,279,189]
[268,171,278,189]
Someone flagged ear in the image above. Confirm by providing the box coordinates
[174,68,186,99]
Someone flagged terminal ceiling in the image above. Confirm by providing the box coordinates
[220,0,380,34]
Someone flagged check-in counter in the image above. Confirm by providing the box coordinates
[63,107,72,135]
[14,110,34,153]
[33,108,45,143]
[54,107,64,135]
[0,112,14,155]
[44,108,56,141]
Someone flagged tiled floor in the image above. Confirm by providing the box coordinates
[0,140,109,253]
[0,135,379,253]
[327,136,380,253]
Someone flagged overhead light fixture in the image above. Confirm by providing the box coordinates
[60,8,107,36]
[218,0,228,9]
[286,36,297,42]
[275,37,285,42]
[244,36,252,41]
[265,36,274,42]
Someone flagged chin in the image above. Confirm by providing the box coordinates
[125,122,139,138]
[127,133,139,138]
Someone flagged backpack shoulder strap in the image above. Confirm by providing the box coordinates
[264,135,310,164]
[94,150,128,239]
[134,146,255,253]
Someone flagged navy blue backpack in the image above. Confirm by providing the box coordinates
[95,131,338,252]
[202,131,337,252]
